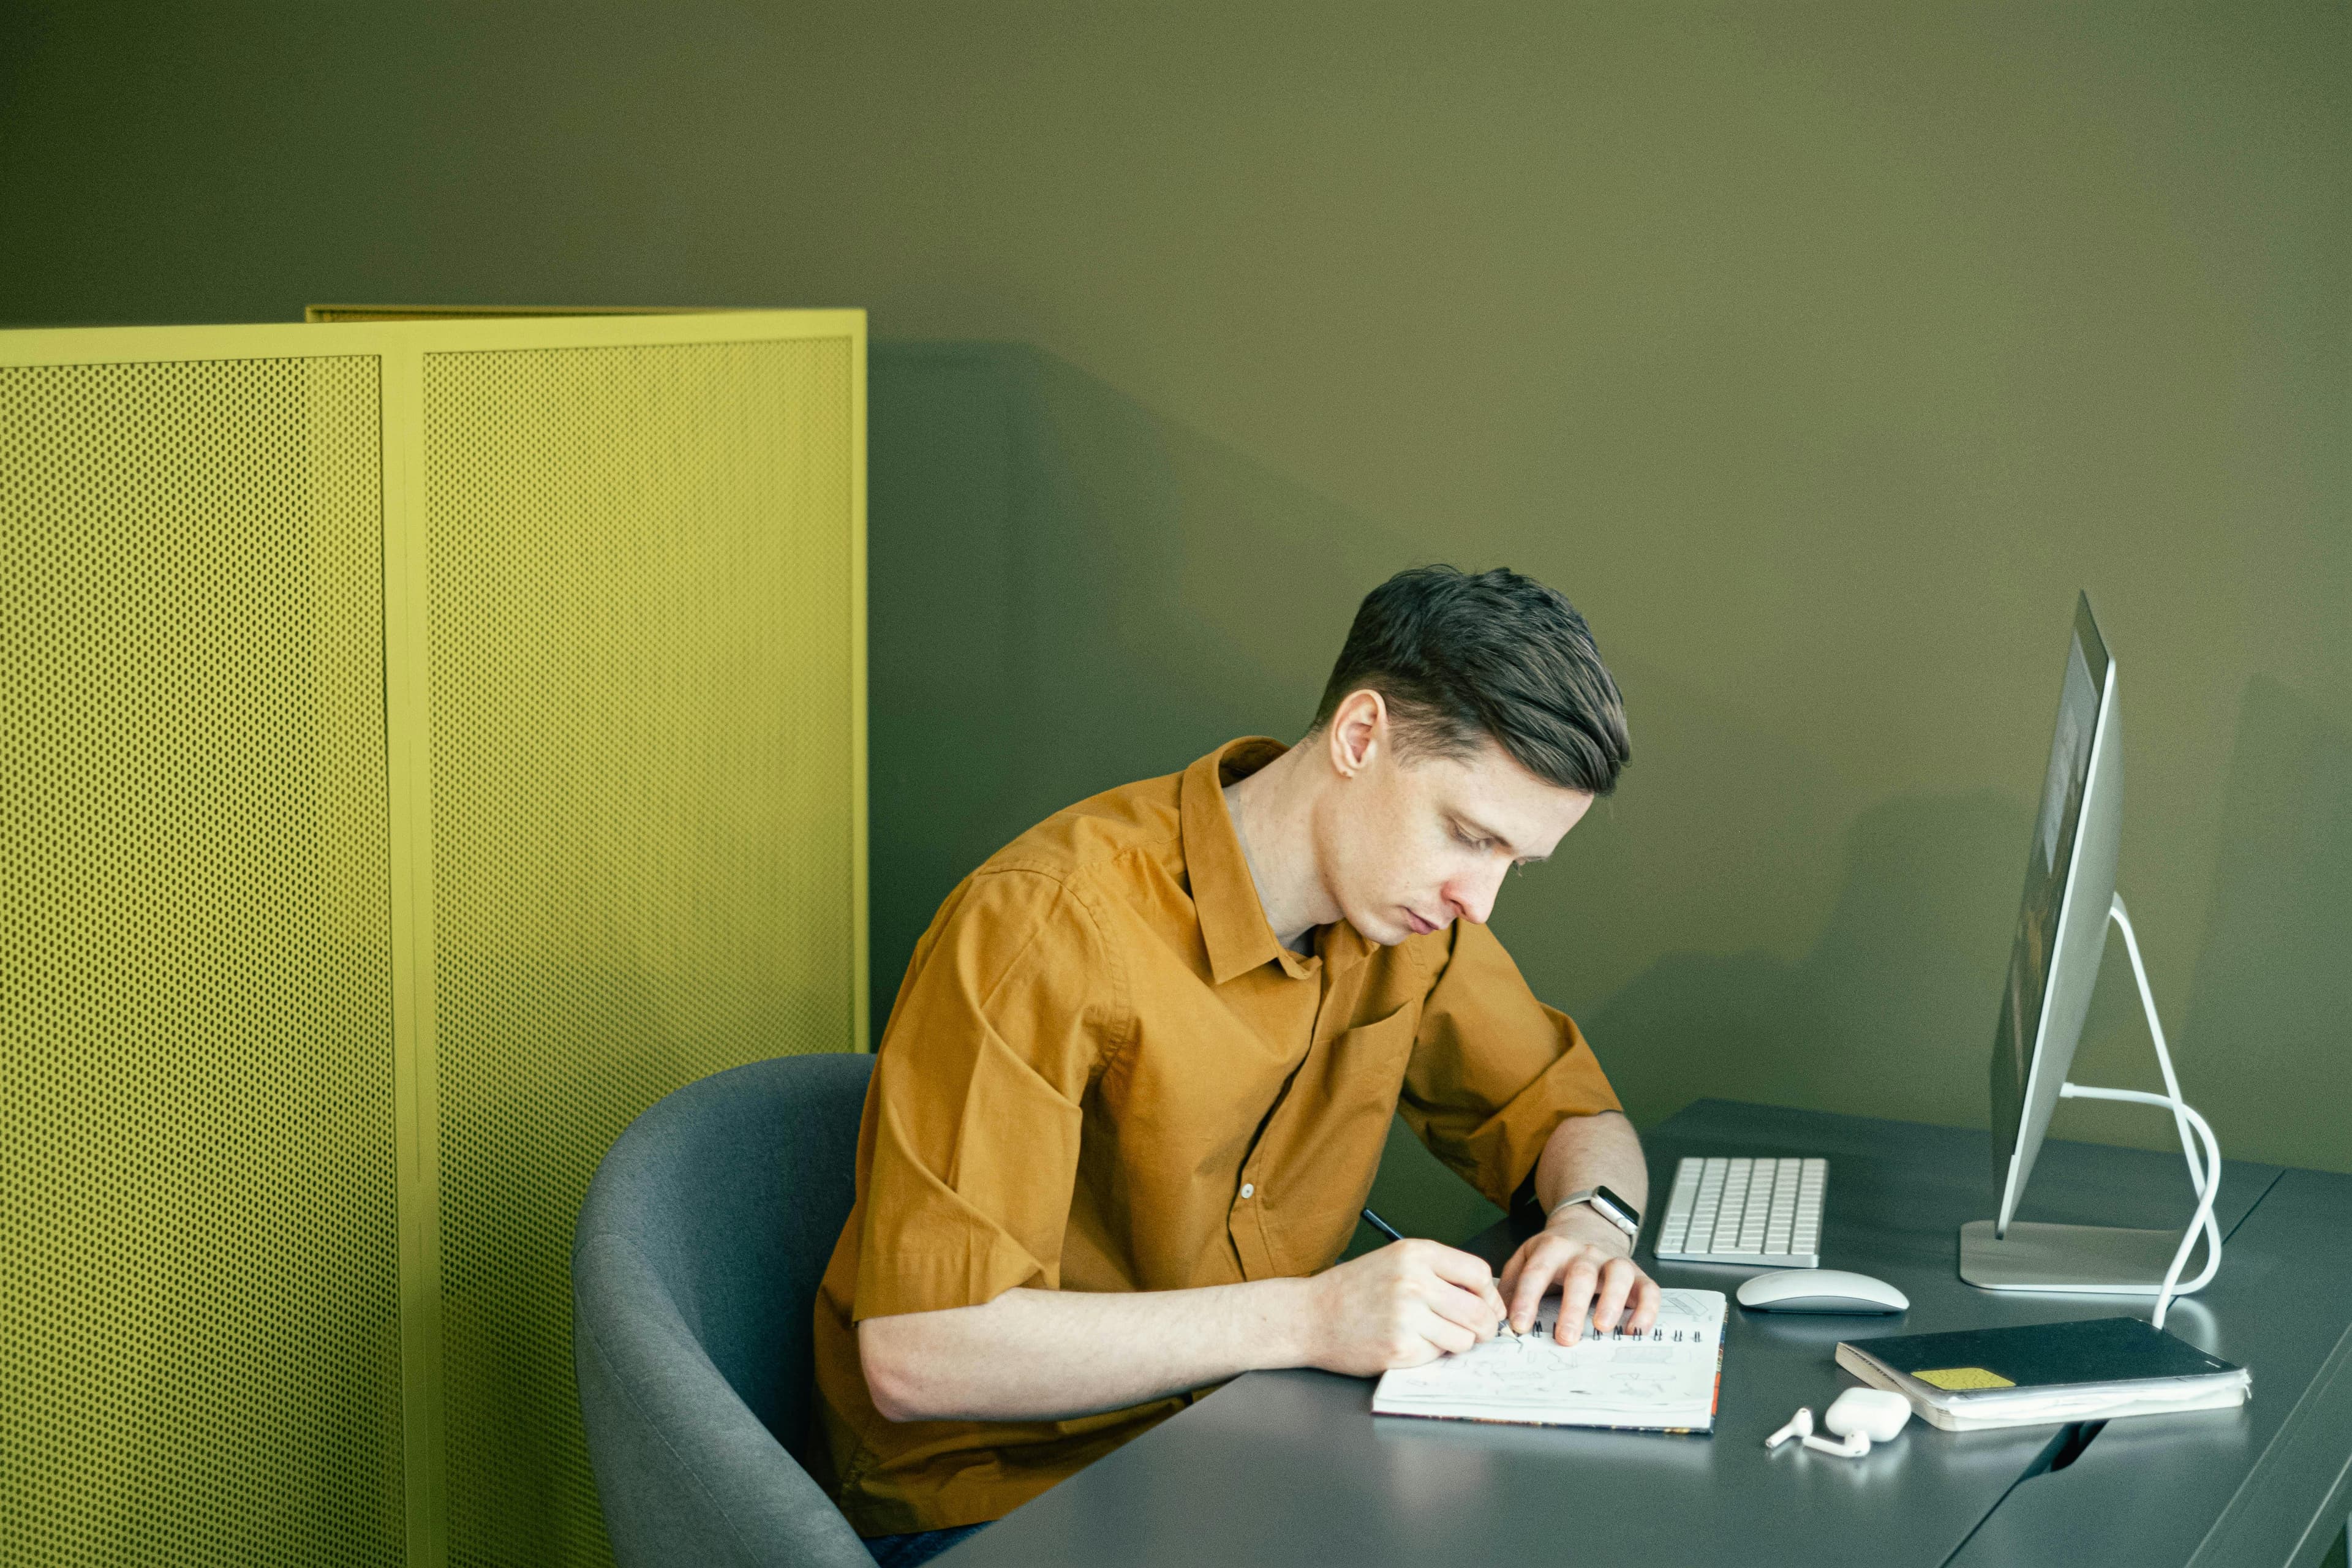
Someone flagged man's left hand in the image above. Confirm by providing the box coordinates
[1498,1206,1660,1345]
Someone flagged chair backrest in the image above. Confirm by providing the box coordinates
[572,1052,875,1568]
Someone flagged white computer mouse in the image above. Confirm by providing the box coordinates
[1735,1268,1910,1314]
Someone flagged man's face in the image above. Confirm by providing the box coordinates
[1314,714,1594,946]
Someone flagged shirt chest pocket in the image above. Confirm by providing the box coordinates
[1330,1001,1422,1084]
[1249,1002,1423,1263]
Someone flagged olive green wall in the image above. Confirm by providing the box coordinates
[6,4,2346,1229]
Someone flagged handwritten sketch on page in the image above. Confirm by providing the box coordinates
[1371,1287,1727,1433]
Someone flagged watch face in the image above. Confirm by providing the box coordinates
[1591,1185,1641,1232]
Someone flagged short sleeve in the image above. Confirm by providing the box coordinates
[1398,920,1623,1211]
[852,868,1118,1321]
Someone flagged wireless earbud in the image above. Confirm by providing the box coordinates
[1783,1389,1910,1459]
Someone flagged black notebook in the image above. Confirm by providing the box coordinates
[1836,1316,2249,1431]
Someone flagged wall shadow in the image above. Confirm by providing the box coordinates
[2168,676,2352,1174]
[1577,671,2352,1180]
[1581,790,2032,1133]
[867,342,1422,1035]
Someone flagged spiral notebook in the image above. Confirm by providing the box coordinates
[1371,1288,1728,1434]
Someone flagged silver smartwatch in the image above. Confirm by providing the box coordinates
[1550,1184,1642,1242]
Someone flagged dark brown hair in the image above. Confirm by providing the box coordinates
[1310,565,1630,796]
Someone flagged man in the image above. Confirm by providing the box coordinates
[812,565,1657,1562]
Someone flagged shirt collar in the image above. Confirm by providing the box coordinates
[1180,736,1373,986]
[1181,737,1294,983]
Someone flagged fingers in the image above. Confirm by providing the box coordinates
[1425,1276,1501,1341]
[1572,1261,1662,1341]
[1499,1226,1668,1344]
[1360,1242,1499,1366]
[1509,1232,1596,1335]
[1625,1270,1662,1333]
[1506,1242,1557,1334]
[1552,1253,1602,1344]
[1376,1297,1482,1368]
[1590,1257,1637,1335]
[1416,1303,1481,1357]
[1420,1242,1501,1300]
[1504,1234,1574,1333]
[1417,1242,1505,1331]
[1499,1242,1543,1330]
[1360,1242,1670,1361]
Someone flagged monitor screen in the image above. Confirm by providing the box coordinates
[1991,597,2111,1200]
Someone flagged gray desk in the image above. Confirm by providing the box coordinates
[942,1100,2352,1567]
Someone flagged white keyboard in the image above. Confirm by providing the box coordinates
[1655,1156,1825,1268]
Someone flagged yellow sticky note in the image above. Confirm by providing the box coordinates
[1915,1366,2016,1391]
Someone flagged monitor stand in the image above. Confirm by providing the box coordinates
[1959,1218,2196,1293]
[1959,895,2223,1327]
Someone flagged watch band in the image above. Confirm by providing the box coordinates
[1550,1184,1642,1241]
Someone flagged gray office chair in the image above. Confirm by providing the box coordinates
[573,1052,879,1568]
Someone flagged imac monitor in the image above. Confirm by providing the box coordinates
[1988,594,2119,1236]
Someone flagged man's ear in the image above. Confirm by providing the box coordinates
[1328,688,1387,777]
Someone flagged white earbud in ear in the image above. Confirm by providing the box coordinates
[1764,1408,1815,1450]
[1803,1429,1873,1458]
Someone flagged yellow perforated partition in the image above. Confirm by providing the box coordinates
[0,354,405,1567]
[423,336,861,1562]
[0,312,867,1567]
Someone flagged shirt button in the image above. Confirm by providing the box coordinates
[1239,1183,1256,1200]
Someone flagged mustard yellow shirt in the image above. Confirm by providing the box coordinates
[811,737,1621,1534]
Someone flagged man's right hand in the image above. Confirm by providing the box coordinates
[1302,1239,1507,1376]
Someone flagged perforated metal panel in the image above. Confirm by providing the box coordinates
[0,357,405,1564]
[0,312,865,1567]
[420,337,859,1565]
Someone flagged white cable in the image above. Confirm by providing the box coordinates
[2054,896,2223,1332]
[2110,897,2207,1193]
[2057,1085,2220,1329]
